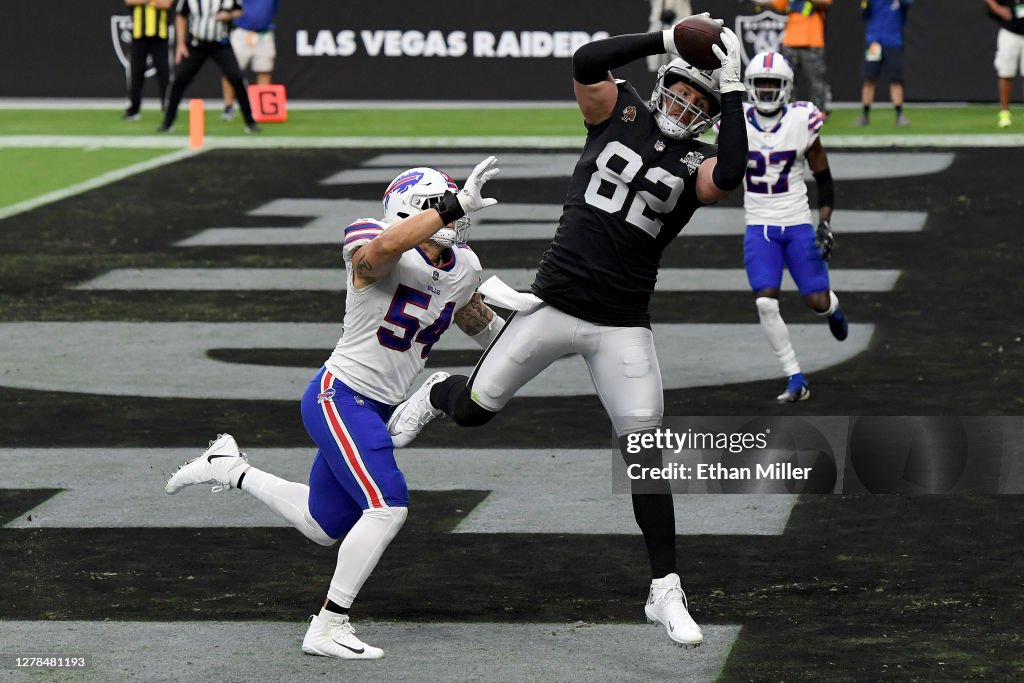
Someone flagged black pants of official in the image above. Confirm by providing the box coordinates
[126,38,170,115]
[161,40,255,128]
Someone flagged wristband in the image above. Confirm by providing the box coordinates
[662,29,679,58]
[435,191,466,226]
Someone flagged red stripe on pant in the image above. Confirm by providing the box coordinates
[321,370,385,509]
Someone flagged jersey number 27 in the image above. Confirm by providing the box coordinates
[745,150,797,194]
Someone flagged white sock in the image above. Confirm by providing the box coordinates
[756,297,800,377]
[814,290,840,317]
[240,467,335,546]
[651,572,680,587]
[326,507,408,608]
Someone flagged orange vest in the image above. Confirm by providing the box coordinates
[771,0,830,48]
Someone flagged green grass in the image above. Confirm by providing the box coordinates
[0,148,174,209]
[823,104,1018,135]
[0,103,1019,213]
[0,107,585,138]
[0,104,1021,138]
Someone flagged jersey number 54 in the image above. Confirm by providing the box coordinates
[377,284,455,359]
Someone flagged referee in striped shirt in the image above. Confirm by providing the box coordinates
[158,0,259,133]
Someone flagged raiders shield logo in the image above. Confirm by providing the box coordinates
[621,106,637,123]
[111,15,173,78]
[734,11,787,65]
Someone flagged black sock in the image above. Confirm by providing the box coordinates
[429,375,462,412]
[632,493,677,578]
[620,433,677,578]
[428,375,496,427]
[895,104,903,117]
[862,104,870,118]
[324,599,349,615]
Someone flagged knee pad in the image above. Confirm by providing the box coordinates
[756,296,780,321]
[614,413,662,438]
[363,506,408,542]
[303,509,338,547]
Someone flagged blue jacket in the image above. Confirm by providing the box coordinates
[861,0,910,47]
[235,0,279,32]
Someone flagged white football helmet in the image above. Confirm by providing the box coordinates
[744,51,794,115]
[381,167,470,247]
[648,58,722,139]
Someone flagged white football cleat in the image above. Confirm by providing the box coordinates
[302,613,384,660]
[644,573,703,648]
[386,371,450,448]
[164,433,248,495]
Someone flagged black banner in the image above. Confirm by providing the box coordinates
[0,1,1003,103]
[613,416,1023,495]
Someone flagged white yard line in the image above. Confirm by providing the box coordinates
[0,147,202,221]
[3,134,1024,151]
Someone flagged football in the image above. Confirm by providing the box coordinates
[672,15,725,70]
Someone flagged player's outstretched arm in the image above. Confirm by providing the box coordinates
[572,30,670,124]
[351,157,500,283]
[696,27,747,204]
[454,293,506,348]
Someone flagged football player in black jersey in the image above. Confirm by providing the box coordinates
[389,16,749,649]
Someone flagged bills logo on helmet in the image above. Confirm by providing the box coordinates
[622,106,637,123]
[382,171,425,212]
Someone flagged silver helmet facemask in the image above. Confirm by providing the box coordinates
[648,58,722,139]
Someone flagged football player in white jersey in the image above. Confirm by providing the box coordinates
[740,51,849,402]
[164,157,503,659]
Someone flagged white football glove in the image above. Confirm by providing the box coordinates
[711,27,745,94]
[457,156,500,214]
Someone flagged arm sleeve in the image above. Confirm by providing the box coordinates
[342,219,385,262]
[572,32,665,85]
[813,168,834,209]
[711,92,748,191]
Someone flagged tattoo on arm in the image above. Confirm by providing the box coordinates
[455,293,494,336]
[355,258,373,275]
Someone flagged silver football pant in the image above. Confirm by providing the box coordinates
[468,303,664,436]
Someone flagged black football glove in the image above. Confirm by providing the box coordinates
[815,220,835,262]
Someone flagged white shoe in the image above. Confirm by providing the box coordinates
[644,573,703,648]
[164,433,248,495]
[386,372,450,448]
[302,613,384,659]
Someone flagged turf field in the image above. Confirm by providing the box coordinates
[1,108,1022,681]
[1,104,1023,138]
